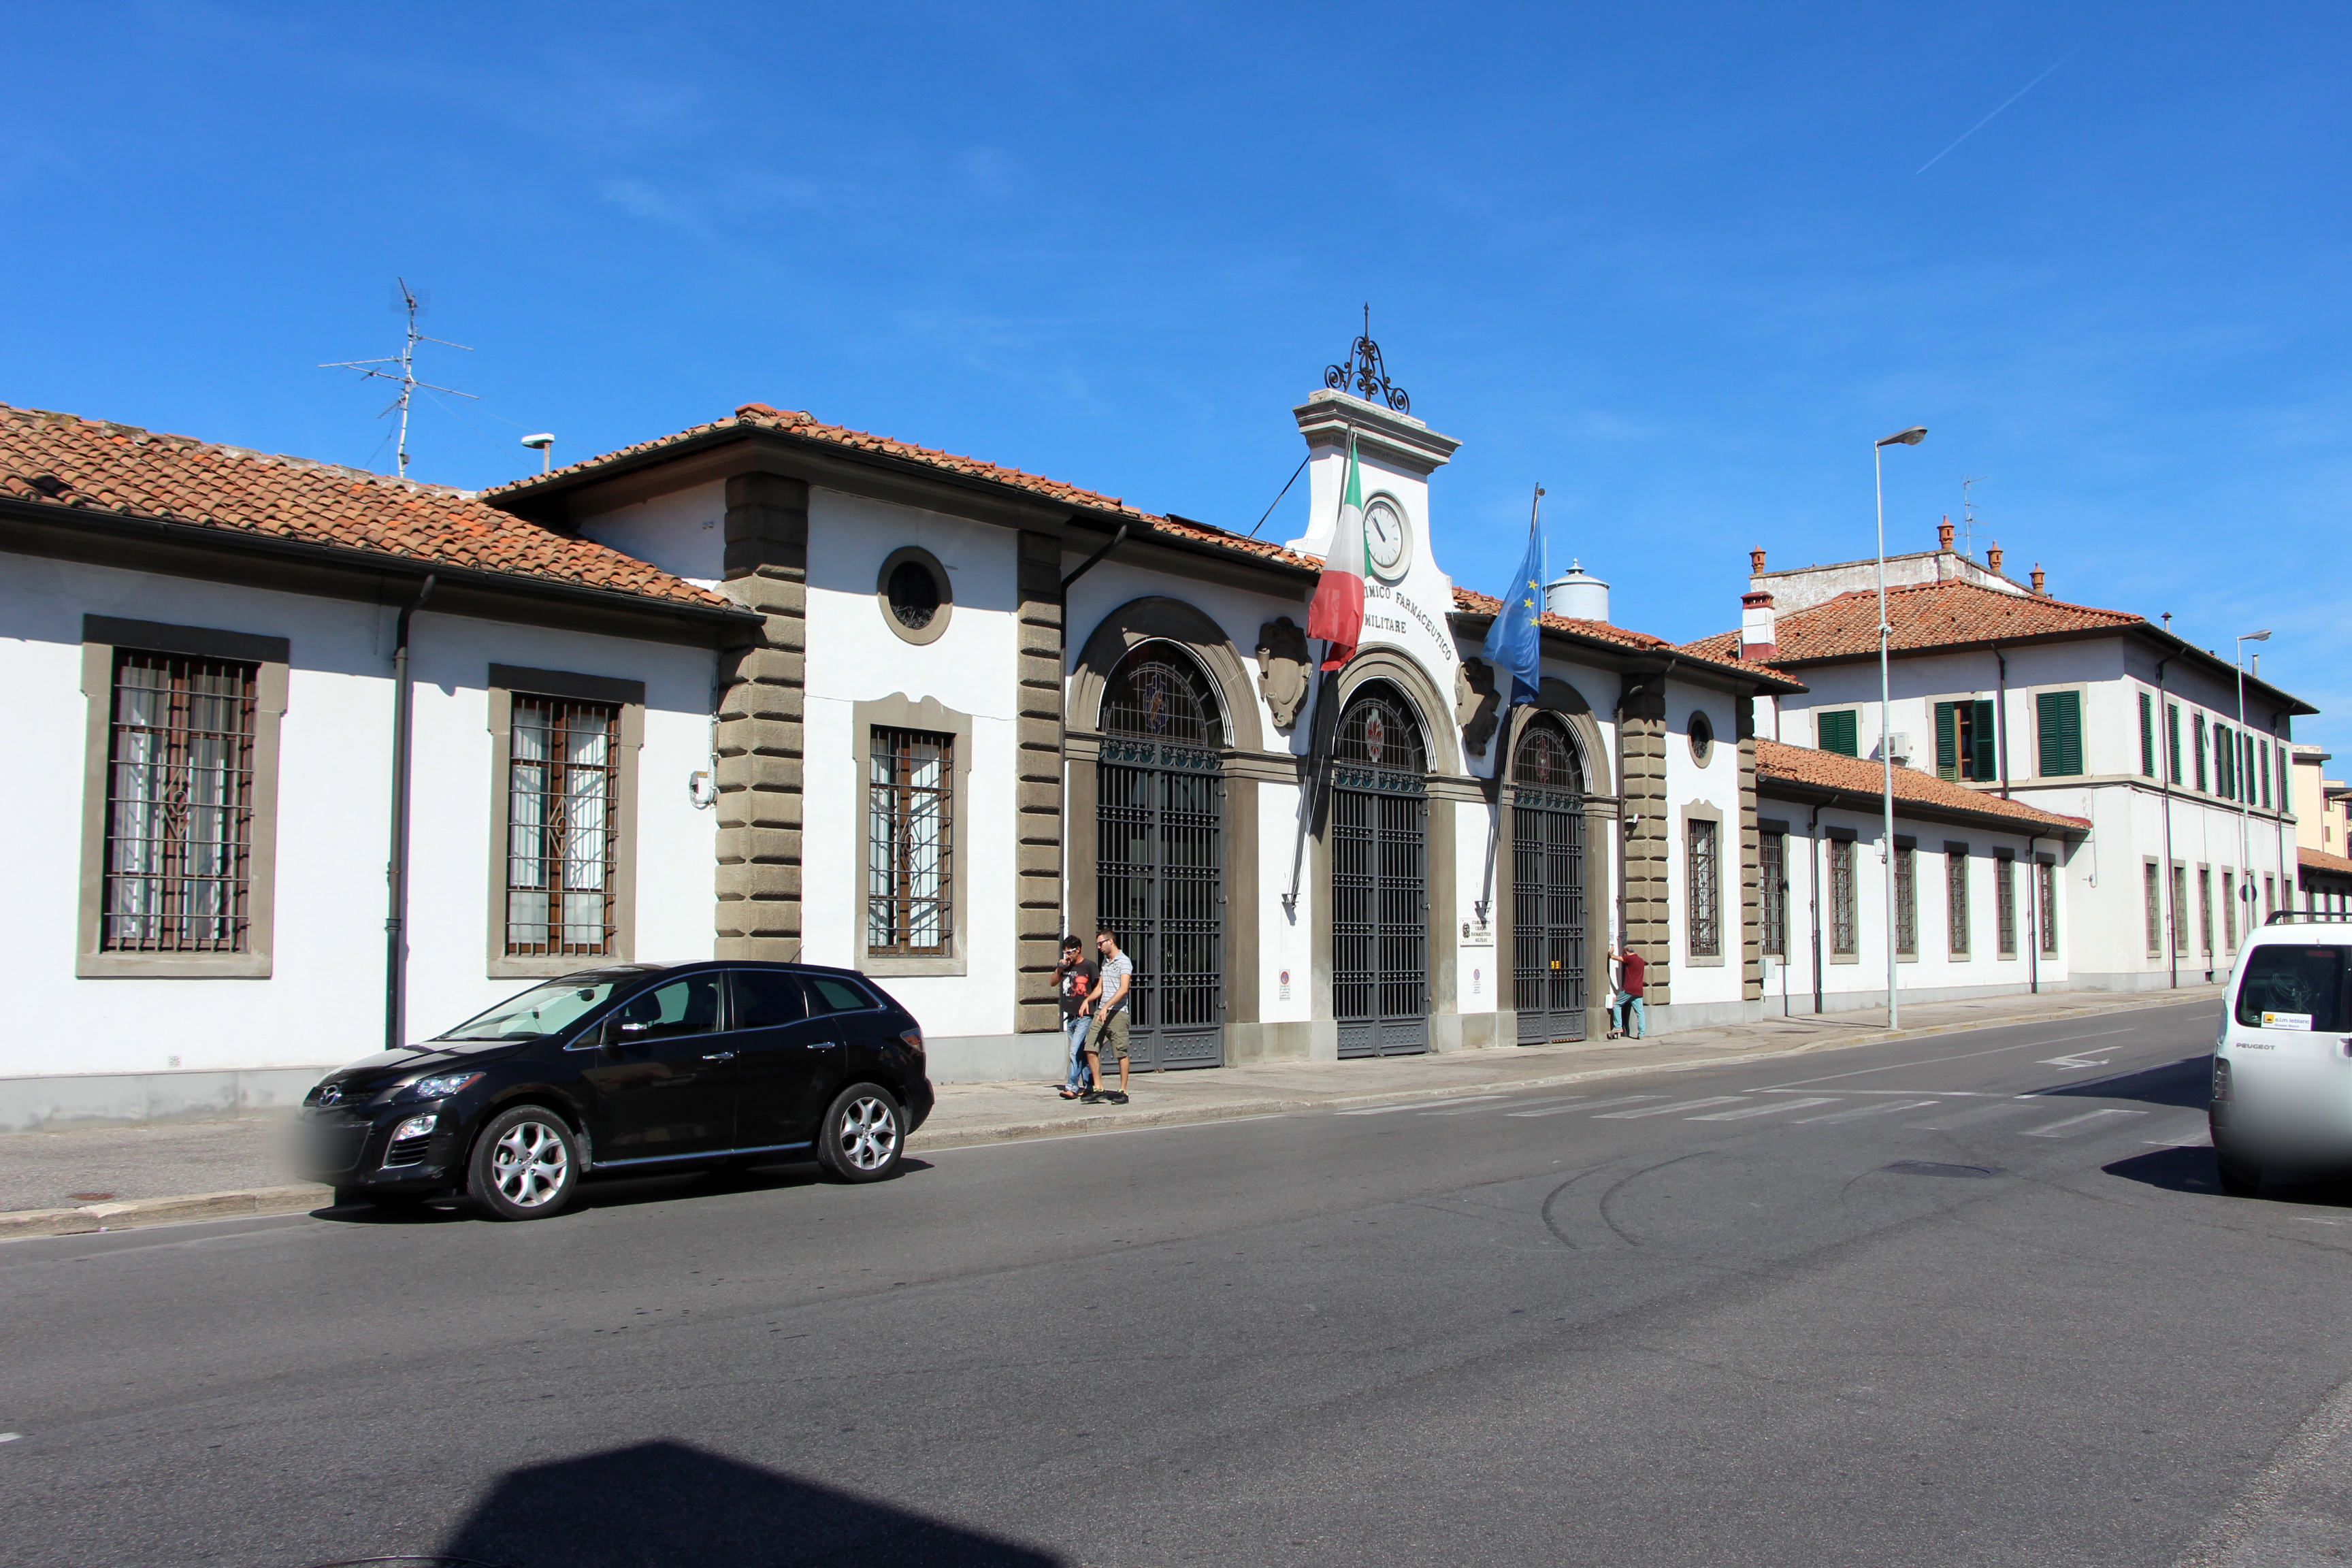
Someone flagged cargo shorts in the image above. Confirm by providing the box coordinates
[1088,1009,1132,1060]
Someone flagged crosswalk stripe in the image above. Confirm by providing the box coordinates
[1797,1099,1940,1125]
[1337,1096,1505,1117]
[2021,1107,2146,1139]
[1593,1096,1749,1120]
[1423,1098,1529,1115]
[1509,1094,1661,1117]
[1688,1096,1838,1121]
[1904,1101,2039,1131]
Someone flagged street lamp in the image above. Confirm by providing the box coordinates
[2237,630,2272,932]
[1875,425,1927,1028]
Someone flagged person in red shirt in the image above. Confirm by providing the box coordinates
[1613,944,1647,1039]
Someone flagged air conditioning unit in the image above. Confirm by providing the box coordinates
[1878,732,1914,767]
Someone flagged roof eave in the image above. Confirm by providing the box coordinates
[1756,773,2087,838]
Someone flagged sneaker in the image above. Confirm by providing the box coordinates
[1080,1091,1107,1104]
[1106,1091,1130,1105]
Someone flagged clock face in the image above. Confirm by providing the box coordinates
[1363,495,1409,581]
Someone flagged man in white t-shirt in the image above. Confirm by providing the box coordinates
[1083,924,1134,1105]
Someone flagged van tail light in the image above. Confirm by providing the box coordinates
[900,1029,925,1056]
[2212,1058,2232,1102]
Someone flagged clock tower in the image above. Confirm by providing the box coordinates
[1286,385,1463,672]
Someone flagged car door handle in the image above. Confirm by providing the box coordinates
[701,1050,737,1062]
[806,1040,839,1050]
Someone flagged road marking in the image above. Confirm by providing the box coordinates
[0,1433,18,1443]
[1337,1096,1505,1117]
[1797,1098,1941,1124]
[2021,1108,2147,1138]
[1688,1097,1838,1121]
[2038,1054,2114,1071]
[1761,1020,2172,1092]
[1904,1101,2043,1130]
[1592,1096,1750,1120]
[1760,1088,2001,1096]
[1484,1095,1589,1111]
[1423,1097,1550,1115]
[1508,1094,1661,1117]
[2144,1123,2213,1147]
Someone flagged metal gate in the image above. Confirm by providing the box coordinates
[1332,687,1428,1058]
[1095,649,1225,1071]
[1510,721,1586,1043]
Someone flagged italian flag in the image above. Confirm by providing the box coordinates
[1307,436,1367,670]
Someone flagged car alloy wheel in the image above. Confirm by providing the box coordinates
[818,1085,904,1183]
[468,1106,581,1220]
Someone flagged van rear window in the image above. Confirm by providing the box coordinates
[2236,947,2351,1030]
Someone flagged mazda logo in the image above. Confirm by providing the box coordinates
[317,1085,343,1107]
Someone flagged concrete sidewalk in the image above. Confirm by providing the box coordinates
[0,984,2221,1237]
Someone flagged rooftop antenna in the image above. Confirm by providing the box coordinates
[1960,476,1987,561]
[321,278,477,479]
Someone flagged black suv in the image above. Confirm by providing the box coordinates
[295,962,934,1221]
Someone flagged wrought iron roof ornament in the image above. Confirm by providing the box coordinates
[1324,304,1410,414]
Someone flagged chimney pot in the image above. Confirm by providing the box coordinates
[1938,517,1955,551]
[1749,547,1767,575]
[2031,564,2046,596]
[1987,542,2004,574]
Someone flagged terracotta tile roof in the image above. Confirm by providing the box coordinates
[484,402,1326,574]
[1755,738,2090,834]
[2301,846,2352,879]
[1450,585,1801,689]
[0,404,732,608]
[1682,578,2141,666]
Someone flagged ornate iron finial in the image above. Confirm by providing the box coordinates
[1323,303,1409,414]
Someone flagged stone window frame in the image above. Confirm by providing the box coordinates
[1892,834,1918,962]
[851,692,974,977]
[485,666,645,980]
[2039,853,2061,957]
[875,544,953,648]
[1825,826,1859,964]
[77,615,289,980]
[1946,842,1972,960]
[1686,708,1716,768]
[1758,818,1789,959]
[2143,858,2163,957]
[1680,800,1725,965]
[1994,848,2019,958]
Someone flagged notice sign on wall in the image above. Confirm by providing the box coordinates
[1460,918,1494,949]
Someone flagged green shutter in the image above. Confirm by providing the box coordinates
[2194,716,2208,791]
[1818,709,1858,757]
[2217,725,2235,798]
[1935,702,1959,779]
[1972,699,1997,783]
[2037,691,2083,777]
[2168,705,2183,784]
[2139,693,2155,777]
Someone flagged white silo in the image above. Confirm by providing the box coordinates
[1545,560,1610,623]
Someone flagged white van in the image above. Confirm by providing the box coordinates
[2210,914,2352,1194]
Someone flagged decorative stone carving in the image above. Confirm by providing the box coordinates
[1255,617,1311,732]
[1456,657,1500,756]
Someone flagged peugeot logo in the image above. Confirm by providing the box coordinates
[316,1085,344,1107]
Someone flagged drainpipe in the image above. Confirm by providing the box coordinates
[1807,801,1825,1015]
[2157,652,2178,990]
[1056,521,1130,941]
[385,574,437,1052]
[2026,832,2040,994]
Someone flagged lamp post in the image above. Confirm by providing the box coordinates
[1875,425,1927,1028]
[2237,630,2272,930]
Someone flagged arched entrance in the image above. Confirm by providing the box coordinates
[1096,644,1225,1070]
[1331,683,1429,1058]
[1510,717,1587,1043]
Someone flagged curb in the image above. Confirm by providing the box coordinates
[2,990,2215,1237]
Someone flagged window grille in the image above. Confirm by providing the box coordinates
[2223,871,2237,950]
[506,698,619,956]
[1996,855,2017,957]
[2173,865,2190,955]
[868,727,954,957]
[2144,862,2161,956]
[2040,862,2059,956]
[1947,849,1972,956]
[1759,830,1787,957]
[1894,845,1917,956]
[1688,819,1721,958]
[101,650,257,952]
[1515,721,1583,795]
[2198,868,2213,953]
[1829,839,1857,956]
[1101,649,1220,747]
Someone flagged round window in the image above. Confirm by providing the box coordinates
[1688,710,1716,766]
[875,547,953,645]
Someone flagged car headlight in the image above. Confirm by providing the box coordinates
[407,1071,485,1100]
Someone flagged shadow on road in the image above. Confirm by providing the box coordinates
[2029,1054,2210,1109]
[310,1158,934,1226]
[2102,1145,2223,1195]
[426,1439,1058,1567]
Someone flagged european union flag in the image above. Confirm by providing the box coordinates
[1481,520,1545,707]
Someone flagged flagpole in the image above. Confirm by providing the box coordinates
[1286,432,1362,917]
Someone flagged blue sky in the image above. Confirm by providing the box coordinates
[5,4,2345,754]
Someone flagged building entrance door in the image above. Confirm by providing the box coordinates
[1331,686,1428,1058]
[1095,648,1225,1071]
[1510,719,1587,1043]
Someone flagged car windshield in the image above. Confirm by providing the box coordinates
[435,978,625,1042]
[2236,946,2350,1030]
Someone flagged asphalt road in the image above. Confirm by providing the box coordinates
[7,998,2352,1568]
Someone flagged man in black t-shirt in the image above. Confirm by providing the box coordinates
[1053,935,1099,1100]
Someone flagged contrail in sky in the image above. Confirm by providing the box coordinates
[1915,50,2079,175]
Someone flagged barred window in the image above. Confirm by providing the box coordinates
[1829,838,1857,956]
[2144,862,2161,956]
[2041,862,2060,956]
[1759,830,1787,957]
[102,651,257,953]
[2174,864,2191,956]
[1894,845,1917,957]
[1996,855,2018,957]
[1688,818,1721,958]
[868,727,953,957]
[506,698,619,956]
[1947,849,1971,957]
